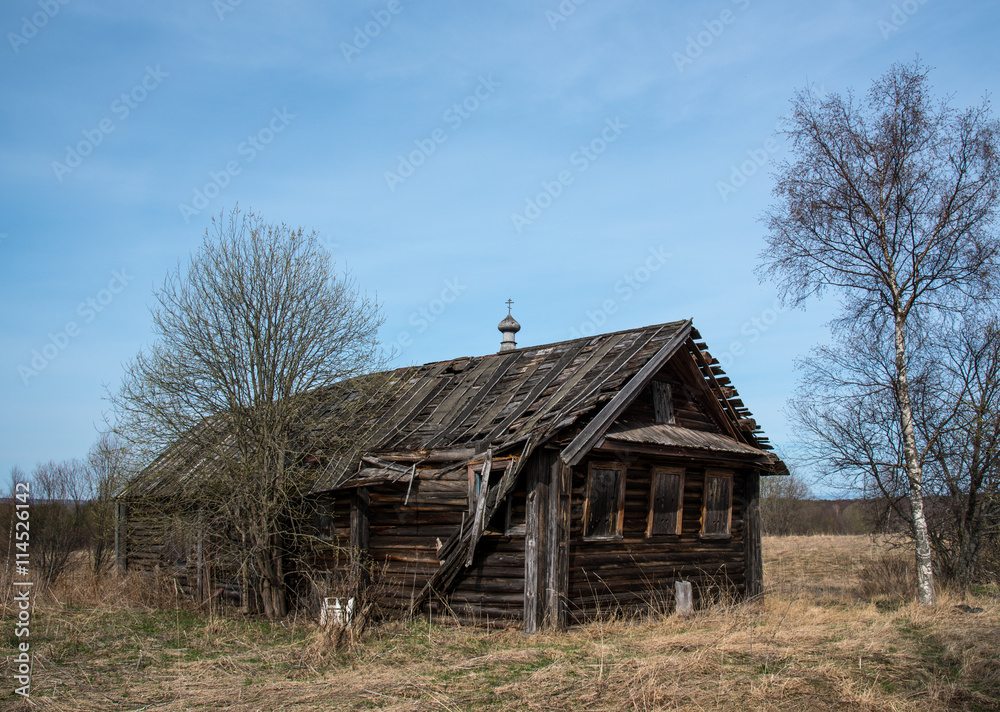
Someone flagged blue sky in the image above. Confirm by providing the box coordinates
[2,0,998,493]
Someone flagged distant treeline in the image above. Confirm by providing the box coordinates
[760,495,873,536]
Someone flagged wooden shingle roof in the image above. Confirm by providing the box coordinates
[131,318,777,496]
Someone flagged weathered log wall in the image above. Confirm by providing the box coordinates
[566,453,753,622]
[348,468,527,626]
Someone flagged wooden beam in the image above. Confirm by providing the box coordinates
[687,339,748,439]
[114,500,126,576]
[560,321,693,467]
[367,448,476,463]
[670,345,741,441]
[350,487,370,555]
[465,450,493,566]
[482,341,588,444]
[409,437,538,614]
[423,353,520,448]
[544,456,570,630]
[516,333,626,434]
[744,471,762,599]
[523,452,549,634]
[593,441,773,465]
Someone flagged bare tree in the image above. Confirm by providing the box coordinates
[920,316,1000,587]
[86,431,128,575]
[112,207,387,618]
[760,60,1000,604]
[31,459,91,585]
[2,466,29,563]
[759,469,813,535]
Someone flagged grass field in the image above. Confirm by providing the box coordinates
[3,536,999,711]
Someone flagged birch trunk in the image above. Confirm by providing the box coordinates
[894,313,937,605]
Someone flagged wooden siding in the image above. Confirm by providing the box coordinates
[567,453,752,622]
[357,470,527,626]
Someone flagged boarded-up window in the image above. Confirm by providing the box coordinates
[647,467,684,537]
[701,470,733,538]
[583,462,626,539]
[652,380,675,424]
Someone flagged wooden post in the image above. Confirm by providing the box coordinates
[675,581,693,616]
[196,513,210,603]
[523,453,548,633]
[114,500,127,576]
[544,455,570,630]
[350,487,371,593]
[743,470,763,599]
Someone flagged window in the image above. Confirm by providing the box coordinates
[316,502,334,540]
[647,467,684,537]
[651,380,675,424]
[583,461,627,539]
[468,459,508,515]
[701,469,733,538]
[469,458,521,535]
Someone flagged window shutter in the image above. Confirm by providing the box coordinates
[702,471,732,537]
[648,467,684,536]
[584,464,625,538]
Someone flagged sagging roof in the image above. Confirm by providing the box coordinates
[131,318,778,497]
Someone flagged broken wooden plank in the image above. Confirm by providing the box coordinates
[560,321,693,467]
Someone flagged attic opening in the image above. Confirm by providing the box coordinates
[651,379,675,424]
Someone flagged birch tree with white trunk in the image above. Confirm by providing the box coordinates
[760,60,1000,605]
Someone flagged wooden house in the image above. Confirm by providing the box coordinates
[119,316,785,631]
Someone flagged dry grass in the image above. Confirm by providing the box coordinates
[2,536,999,711]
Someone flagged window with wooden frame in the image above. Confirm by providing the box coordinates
[468,462,487,514]
[647,466,684,537]
[701,469,733,538]
[651,380,675,424]
[582,461,627,539]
